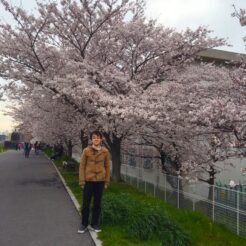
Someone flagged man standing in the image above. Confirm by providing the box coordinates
[78,131,110,233]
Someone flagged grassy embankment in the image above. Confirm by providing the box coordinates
[44,148,246,246]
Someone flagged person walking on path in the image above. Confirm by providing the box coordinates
[24,142,32,158]
[78,130,110,234]
[34,141,39,155]
[17,143,22,151]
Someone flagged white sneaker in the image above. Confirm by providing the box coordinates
[90,225,101,232]
[78,225,87,233]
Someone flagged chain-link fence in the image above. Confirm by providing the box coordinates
[121,163,246,236]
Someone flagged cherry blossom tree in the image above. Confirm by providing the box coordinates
[232,4,246,27]
[124,63,243,189]
[7,89,84,156]
[0,0,226,181]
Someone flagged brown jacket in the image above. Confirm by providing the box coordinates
[79,146,110,186]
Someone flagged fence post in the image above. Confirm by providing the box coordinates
[177,176,180,209]
[124,166,127,182]
[137,166,140,189]
[164,173,167,202]
[212,185,215,222]
[126,164,128,182]
[154,163,158,197]
[237,189,240,236]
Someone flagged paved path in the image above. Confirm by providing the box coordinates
[0,150,95,246]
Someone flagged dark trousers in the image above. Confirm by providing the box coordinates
[24,149,30,158]
[82,181,104,227]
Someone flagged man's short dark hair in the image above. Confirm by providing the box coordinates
[90,130,103,140]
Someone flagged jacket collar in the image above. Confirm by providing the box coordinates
[89,145,107,153]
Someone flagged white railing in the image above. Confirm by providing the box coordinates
[121,163,246,236]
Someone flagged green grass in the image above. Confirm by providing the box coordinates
[100,183,246,246]
[0,144,7,153]
[99,225,161,246]
[44,148,246,246]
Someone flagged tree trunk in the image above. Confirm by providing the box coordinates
[67,139,73,159]
[159,149,185,206]
[208,168,215,201]
[80,130,88,151]
[104,133,122,182]
[206,166,216,217]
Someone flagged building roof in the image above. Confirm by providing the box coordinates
[197,48,246,65]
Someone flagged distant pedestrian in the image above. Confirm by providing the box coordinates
[17,143,22,151]
[78,130,110,234]
[34,141,39,155]
[24,142,32,158]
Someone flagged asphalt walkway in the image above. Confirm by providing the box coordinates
[0,150,95,246]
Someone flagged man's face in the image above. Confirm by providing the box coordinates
[91,134,102,146]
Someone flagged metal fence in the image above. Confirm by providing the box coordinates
[121,163,246,236]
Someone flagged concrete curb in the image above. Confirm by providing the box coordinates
[46,155,102,246]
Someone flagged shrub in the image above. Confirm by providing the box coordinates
[127,207,170,240]
[160,223,191,246]
[102,193,135,225]
[0,144,6,153]
[101,191,192,245]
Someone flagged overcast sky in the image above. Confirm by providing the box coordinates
[0,0,245,132]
